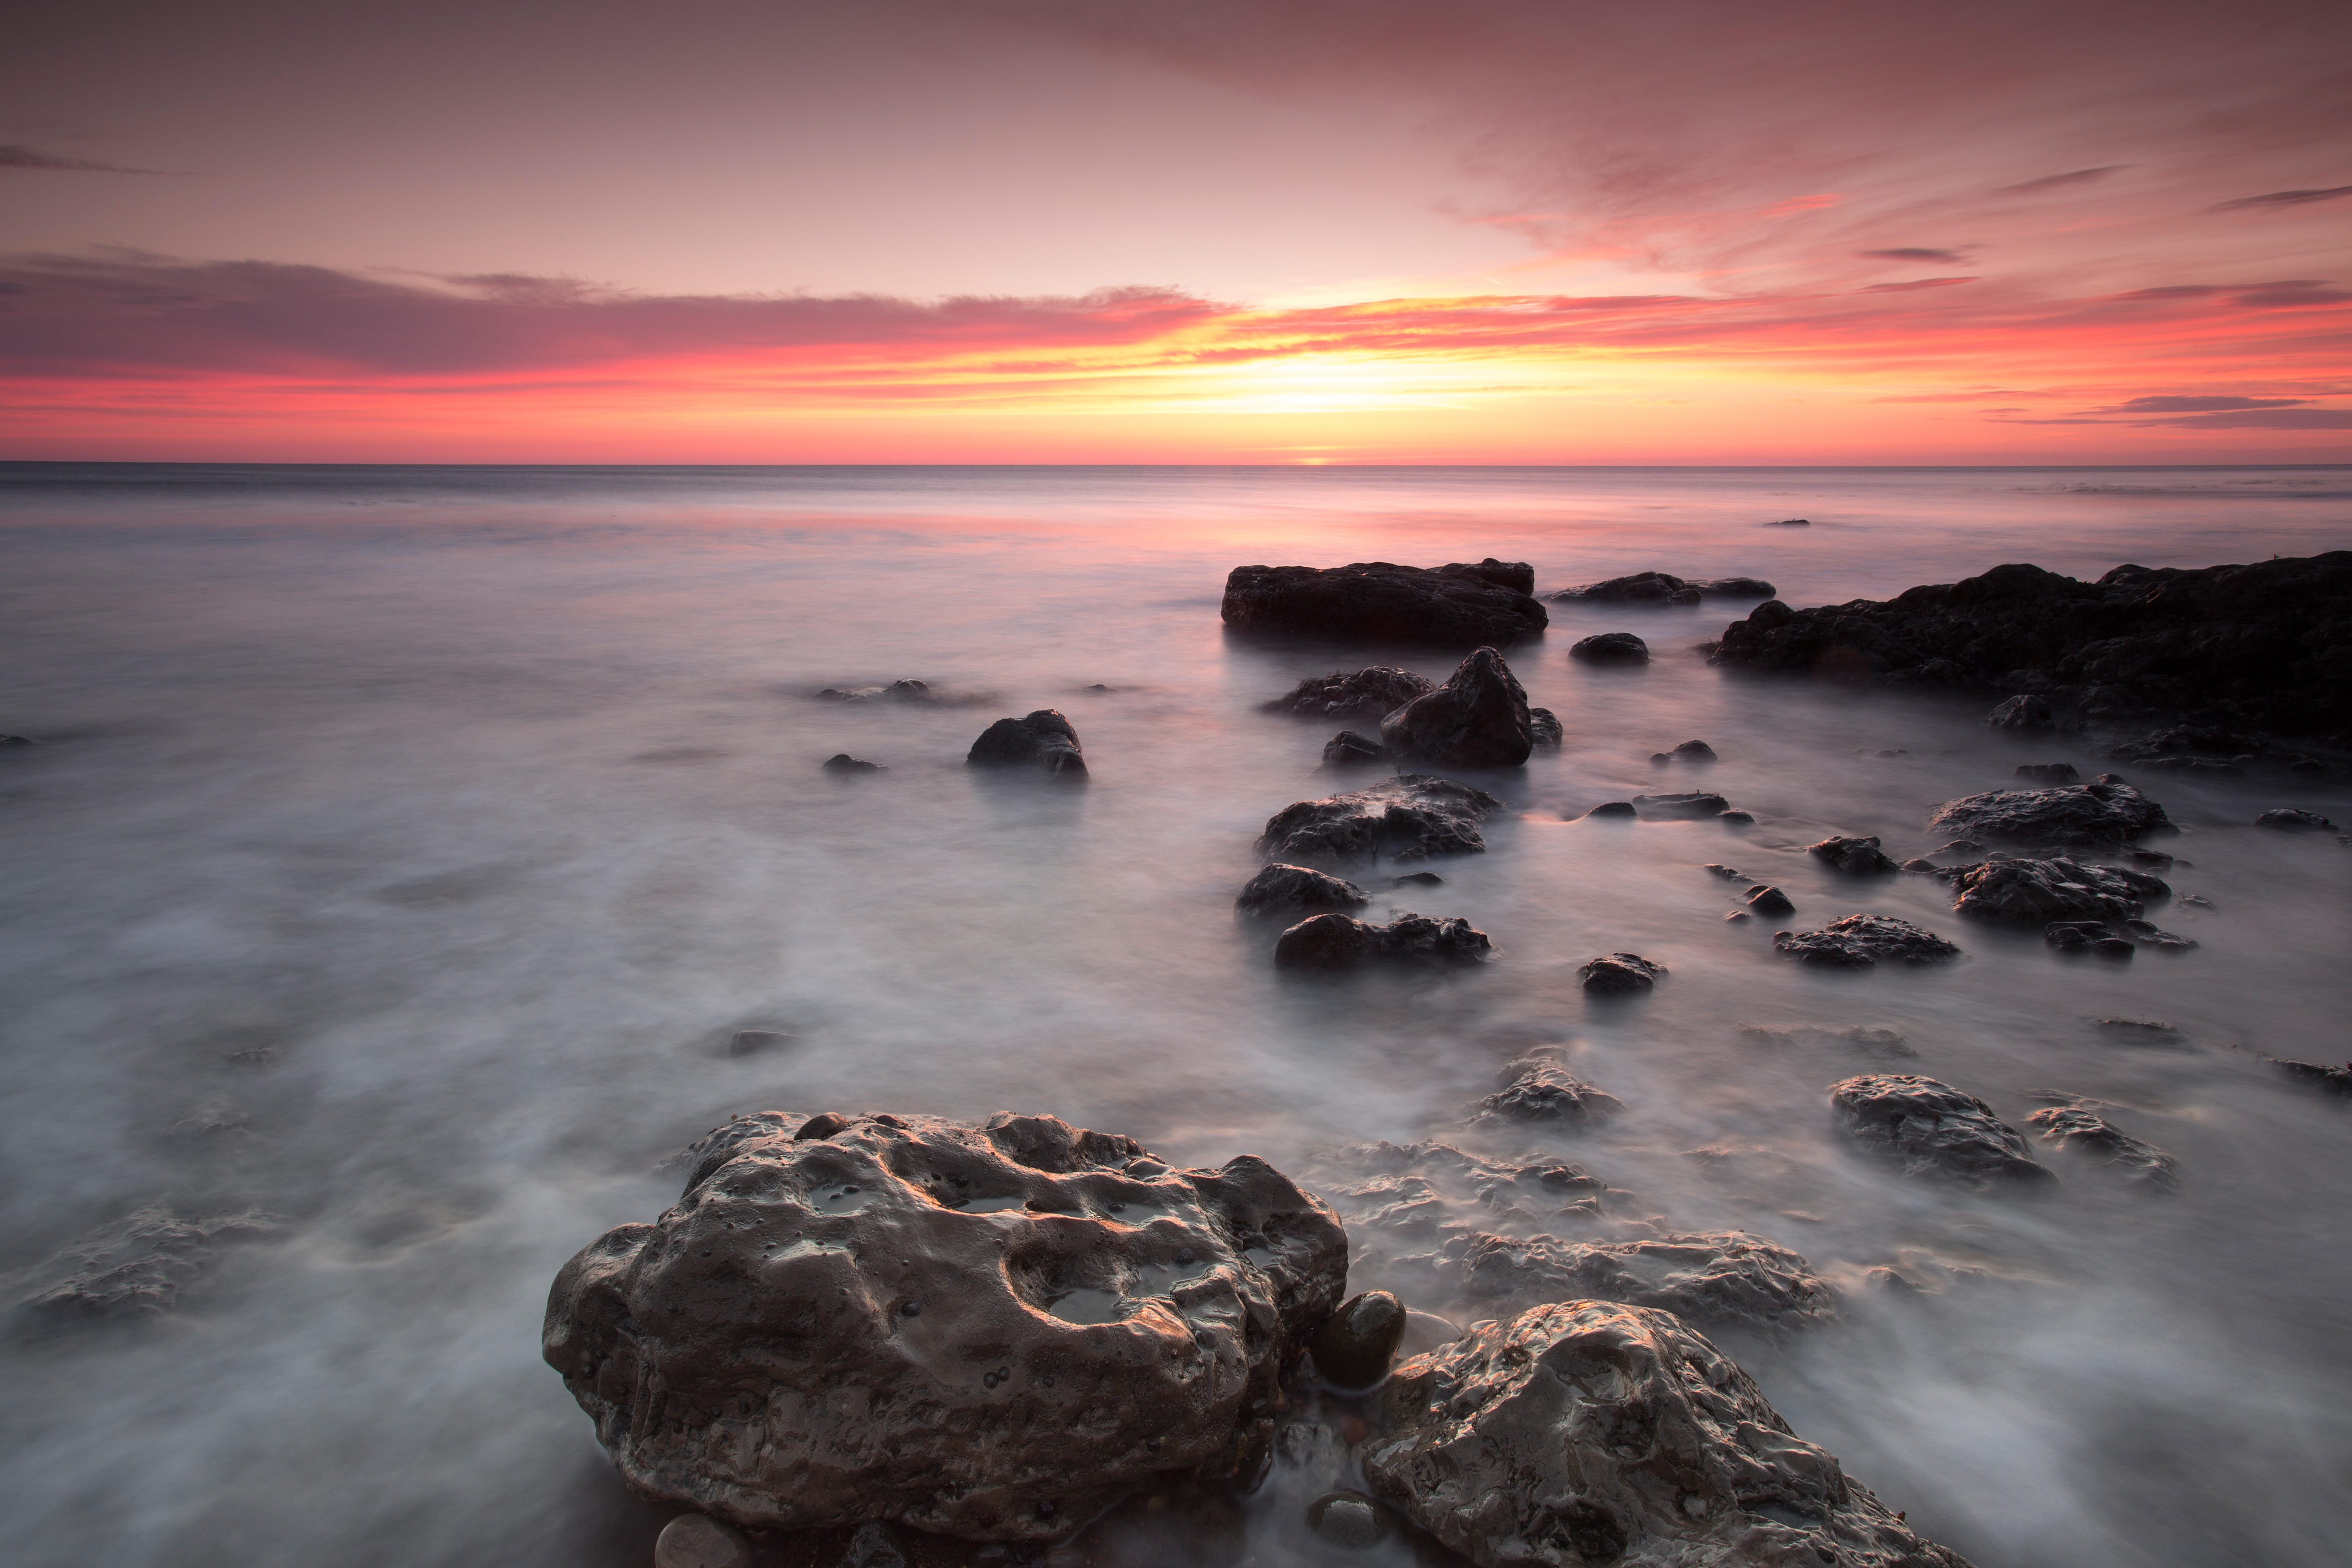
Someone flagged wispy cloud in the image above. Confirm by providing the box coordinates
[1859,248,1967,263]
[0,144,155,174]
[1999,167,2127,194]
[2211,185,2352,211]
[2086,395,2310,413]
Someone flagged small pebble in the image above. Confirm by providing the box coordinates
[1306,1491,1395,1550]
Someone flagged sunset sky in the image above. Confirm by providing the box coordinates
[3,0,2346,464]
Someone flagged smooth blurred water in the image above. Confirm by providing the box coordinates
[1,462,2347,1568]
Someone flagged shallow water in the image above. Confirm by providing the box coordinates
[1,462,2348,1568]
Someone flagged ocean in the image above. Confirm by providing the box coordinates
[2,462,2347,1568]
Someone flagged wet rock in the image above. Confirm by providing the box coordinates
[2288,756,2331,774]
[822,754,886,774]
[2024,1109,2178,1189]
[1221,561,1548,646]
[1528,707,1563,746]
[543,1112,1346,1541]
[1635,792,1729,819]
[1305,1491,1396,1549]
[1808,835,1901,874]
[2015,762,2079,782]
[2270,1058,2352,1097]
[1261,666,1437,720]
[1829,1074,2056,1190]
[1579,953,1666,994]
[1932,839,1987,858]
[1927,781,2171,845]
[1235,864,1371,919]
[13,1205,281,1324]
[1391,871,1444,887]
[1696,577,1775,598]
[1363,1302,1972,1568]
[1946,856,2169,922]
[1379,647,1536,768]
[966,711,1087,778]
[656,1514,754,1568]
[2255,807,2339,830]
[1274,912,1493,970]
[1984,694,2055,729]
[1320,730,1388,767]
[1452,1231,1836,1332]
[1568,632,1649,664]
[1312,1291,1408,1389]
[1581,801,1638,819]
[1257,774,1501,866]
[1547,570,1701,606]
[2043,919,2197,954]
[1774,915,1962,967]
[1744,885,1794,916]
[1468,1051,1626,1129]
[1737,1023,1916,1058]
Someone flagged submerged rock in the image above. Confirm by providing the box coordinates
[1927,781,2170,845]
[1737,1023,1916,1058]
[13,1205,280,1324]
[1774,915,1961,967]
[1946,856,2168,922]
[2025,1108,2178,1189]
[1579,953,1666,994]
[1362,1302,1975,1568]
[1468,1050,1625,1129]
[1311,1290,1407,1389]
[1829,1074,2056,1190]
[1547,570,1701,606]
[1671,739,1719,760]
[2044,918,2198,955]
[1379,647,1536,768]
[1581,801,1638,819]
[1635,792,1729,819]
[1221,561,1548,646]
[815,679,936,704]
[966,710,1088,777]
[1235,864,1370,919]
[1569,632,1649,664]
[1256,774,1501,866]
[2255,807,2339,831]
[1808,835,1901,874]
[543,1112,1346,1541]
[1451,1231,1836,1332]
[821,754,886,774]
[1261,666,1436,721]
[1273,912,1493,970]
[2014,762,2079,783]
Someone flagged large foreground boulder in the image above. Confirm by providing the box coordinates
[966,710,1088,777]
[1829,1075,2056,1190]
[1260,667,1435,720]
[1774,916,1961,967]
[543,1112,1346,1542]
[1257,775,1501,865]
[1221,562,1548,646]
[1274,912,1493,970]
[1945,856,2168,922]
[1926,781,2169,845]
[1379,647,1535,768]
[1362,1302,1975,1568]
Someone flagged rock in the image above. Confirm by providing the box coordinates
[2015,762,2079,782]
[1362,1302,1973,1568]
[543,1112,1346,1541]
[1716,810,1754,825]
[822,754,886,774]
[1703,863,1745,878]
[1744,885,1794,916]
[1273,912,1493,970]
[1707,552,2352,735]
[1262,667,1436,720]
[1257,774,1502,866]
[1568,632,1649,664]
[2288,757,2330,774]
[1468,1050,1625,1128]
[1391,871,1443,887]
[1774,915,1962,967]
[1830,1074,2055,1190]
[1672,739,1718,760]
[1220,562,1548,646]
[1695,577,1775,598]
[1926,781,2170,845]
[1635,792,1729,819]
[815,680,936,704]
[1901,858,1937,873]
[0,734,32,746]
[1984,694,2055,729]
[2122,847,2174,869]
[13,1205,280,1324]
[1946,856,2168,922]
[1451,1231,1836,1332]
[656,1515,754,1568]
[1579,953,1665,994]
[2142,755,2244,775]
[2042,918,2197,954]
[2108,724,2263,762]
[1547,570,1701,606]
[1581,801,1638,819]
[1312,1291,1408,1388]
[727,1030,797,1059]
[1528,707,1563,746]
[1320,729,1388,767]
[1767,516,1812,525]
[2024,1109,2178,1189]
[2094,1017,2183,1039]
[966,710,1088,778]
[1235,864,1370,919]
[2256,807,2339,830]
[1808,835,1901,874]
[1379,647,1535,768]
[1306,1491,1396,1549]
[2270,1059,2352,1097]
[1723,910,1752,923]
[1736,1023,1916,1058]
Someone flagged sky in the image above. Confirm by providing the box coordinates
[3,0,2347,464]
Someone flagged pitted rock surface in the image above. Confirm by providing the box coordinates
[1379,647,1536,768]
[1945,856,2168,922]
[1256,774,1501,866]
[1774,916,1961,968]
[543,1112,1346,1541]
[2025,1108,2178,1189]
[1829,1075,2056,1190]
[1261,667,1436,721]
[966,711,1088,777]
[1451,1231,1835,1333]
[1362,1302,1975,1568]
[1809,835,1901,874]
[1234,864,1370,919]
[1221,562,1548,646]
[1926,781,2170,845]
[1273,912,1493,970]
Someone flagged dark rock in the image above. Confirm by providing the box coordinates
[2025,1109,2178,1189]
[1450,1231,1836,1332]
[1320,730,1388,767]
[1262,667,1436,721]
[2256,807,2339,830]
[1808,835,1901,874]
[822,754,886,774]
[2108,724,2262,761]
[1927,781,2171,845]
[1902,858,1938,873]
[1696,577,1776,598]
[727,1030,797,1059]
[1362,1303,1973,1568]
[1933,839,1988,858]
[1737,1023,1916,1058]
[1829,1074,2056,1190]
[1717,810,1755,825]
[656,1515,753,1568]
[1774,915,1962,967]
[1635,792,1729,819]
[1672,739,1718,760]
[2042,918,2198,954]
[1581,801,1638,819]
[1745,885,1795,916]
[0,734,32,747]
[1311,1291,1407,1389]
[2142,755,2245,776]
[2122,847,2175,869]
[1724,909,1752,922]
[966,711,1087,778]
[1579,953,1665,994]
[1257,775,1501,866]
[2271,1058,2352,1097]
[1547,570,1700,606]
[1378,647,1534,768]
[1305,1491,1396,1549]
[1527,707,1563,746]
[1947,856,2168,922]
[13,1206,280,1323]
[2288,757,2330,774]
[544,1112,1345,1541]
[1391,871,1444,887]
[1985,694,2055,729]
[1703,863,1745,878]
[1708,552,2352,735]
[1448,557,1538,594]
[1273,912,1493,970]
[1568,631,1649,663]
[1767,516,1812,525]
[1220,562,1547,646]
[1468,1050,1625,1128]
[1236,864,1371,919]
[2015,762,2079,782]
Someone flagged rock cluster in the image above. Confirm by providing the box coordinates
[1379,647,1536,768]
[1774,916,1961,967]
[1272,912,1494,970]
[1944,856,2169,922]
[966,710,1088,778]
[822,754,885,774]
[1260,666,1434,720]
[1221,561,1548,646]
[1234,864,1369,919]
[1926,781,2170,845]
[1828,1075,2056,1190]
[1256,775,1501,866]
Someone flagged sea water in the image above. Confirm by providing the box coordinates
[1,463,2347,1568]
